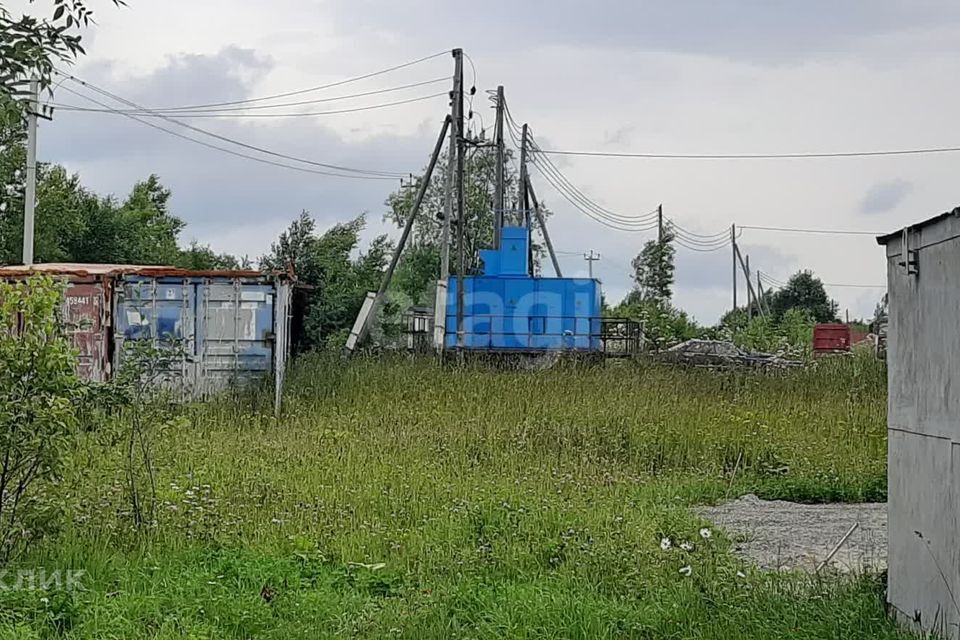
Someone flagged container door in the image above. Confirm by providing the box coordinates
[114,277,195,393]
[273,280,292,417]
[61,282,109,382]
[196,280,275,396]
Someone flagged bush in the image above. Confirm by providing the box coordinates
[0,276,81,561]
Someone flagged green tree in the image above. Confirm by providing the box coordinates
[767,270,838,323]
[392,244,439,306]
[384,145,550,293]
[176,241,242,271]
[262,212,392,350]
[630,224,676,304]
[1,0,124,123]
[609,290,701,350]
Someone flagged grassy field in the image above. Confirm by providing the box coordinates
[0,355,909,639]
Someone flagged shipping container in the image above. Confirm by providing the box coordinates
[812,323,852,353]
[0,263,296,400]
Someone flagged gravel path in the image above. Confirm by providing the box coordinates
[696,494,887,573]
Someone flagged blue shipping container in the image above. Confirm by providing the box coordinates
[114,273,291,397]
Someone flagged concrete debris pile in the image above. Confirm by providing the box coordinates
[656,339,801,368]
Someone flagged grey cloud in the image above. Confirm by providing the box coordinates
[41,48,440,252]
[603,125,635,148]
[860,178,913,215]
[328,0,960,62]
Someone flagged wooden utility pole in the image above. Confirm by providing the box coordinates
[657,203,664,244]
[519,123,530,227]
[455,49,466,348]
[731,224,737,311]
[344,116,452,357]
[441,49,462,284]
[525,175,562,277]
[734,244,763,318]
[493,85,505,249]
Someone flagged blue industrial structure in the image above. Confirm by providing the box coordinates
[445,226,602,351]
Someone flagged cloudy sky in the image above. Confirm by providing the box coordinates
[25,0,960,322]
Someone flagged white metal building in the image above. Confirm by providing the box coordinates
[878,206,960,637]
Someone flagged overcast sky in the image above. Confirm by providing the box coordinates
[24,0,960,322]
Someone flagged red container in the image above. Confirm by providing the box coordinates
[813,323,852,353]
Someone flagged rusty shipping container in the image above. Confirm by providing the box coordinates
[0,263,296,400]
[812,323,852,353]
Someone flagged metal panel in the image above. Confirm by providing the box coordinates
[196,280,275,396]
[813,324,851,353]
[884,213,960,638]
[273,280,292,417]
[60,281,110,382]
[114,276,195,393]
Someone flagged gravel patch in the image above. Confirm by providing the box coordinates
[696,494,887,573]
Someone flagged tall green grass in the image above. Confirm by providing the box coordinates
[0,354,906,639]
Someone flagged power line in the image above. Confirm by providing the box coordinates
[536,146,960,160]
[137,50,450,112]
[57,73,406,178]
[760,272,885,290]
[50,77,450,115]
[740,225,880,236]
[52,91,449,119]
[53,85,399,181]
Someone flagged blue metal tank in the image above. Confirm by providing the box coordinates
[445,227,602,351]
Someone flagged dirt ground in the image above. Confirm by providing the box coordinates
[696,494,887,573]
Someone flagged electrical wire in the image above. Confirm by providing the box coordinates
[761,272,884,290]
[527,135,659,223]
[535,146,960,160]
[739,224,880,236]
[56,72,407,178]
[53,85,399,181]
[50,77,450,115]
[135,50,450,112]
[504,95,735,247]
[52,91,450,119]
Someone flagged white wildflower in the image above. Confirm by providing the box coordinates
[699,527,712,539]
[0,202,6,213]
[736,570,746,579]
[680,542,694,552]
[679,565,693,577]
[39,597,49,604]
[270,518,282,525]
[660,537,672,551]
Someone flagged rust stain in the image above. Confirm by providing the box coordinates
[61,282,110,382]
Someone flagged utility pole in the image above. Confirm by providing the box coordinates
[734,244,763,318]
[657,203,664,244]
[757,272,767,316]
[493,85,505,249]
[440,49,461,283]
[731,224,737,311]
[519,123,530,227]
[584,250,601,279]
[344,117,452,357]
[454,49,466,348]
[22,76,39,266]
[525,175,562,277]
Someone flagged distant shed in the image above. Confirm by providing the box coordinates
[877,206,960,637]
[0,263,298,401]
